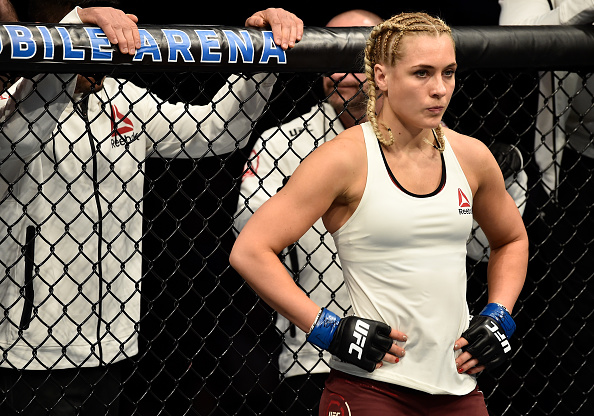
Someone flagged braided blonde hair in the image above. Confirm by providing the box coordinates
[364,12,453,149]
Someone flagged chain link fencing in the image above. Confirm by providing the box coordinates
[0,23,592,415]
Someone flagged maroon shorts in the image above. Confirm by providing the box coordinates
[319,370,489,416]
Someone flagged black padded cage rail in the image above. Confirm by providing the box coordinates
[0,23,593,416]
[2,24,594,72]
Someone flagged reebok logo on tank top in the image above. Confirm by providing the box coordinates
[458,188,472,215]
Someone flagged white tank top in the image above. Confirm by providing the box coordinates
[330,122,477,395]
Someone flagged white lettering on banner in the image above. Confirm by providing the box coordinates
[85,27,112,61]
[164,29,195,62]
[4,25,36,59]
[57,26,85,60]
[37,26,54,59]
[223,30,254,64]
[0,25,287,65]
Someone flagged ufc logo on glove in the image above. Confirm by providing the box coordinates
[306,309,393,372]
[348,320,370,359]
[485,320,511,353]
[461,303,517,370]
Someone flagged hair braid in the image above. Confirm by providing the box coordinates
[364,24,387,145]
[364,12,453,148]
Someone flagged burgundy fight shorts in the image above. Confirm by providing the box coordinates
[319,369,489,416]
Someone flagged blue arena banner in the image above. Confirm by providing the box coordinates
[0,23,372,73]
[0,24,287,69]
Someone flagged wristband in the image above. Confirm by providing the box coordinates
[479,303,515,338]
[306,309,323,336]
[306,308,341,350]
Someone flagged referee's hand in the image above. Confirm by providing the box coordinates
[245,8,303,50]
[77,7,140,55]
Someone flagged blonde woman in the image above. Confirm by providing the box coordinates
[231,12,527,414]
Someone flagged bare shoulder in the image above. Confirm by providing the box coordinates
[443,127,501,190]
[445,128,491,160]
[320,124,365,152]
[286,124,367,209]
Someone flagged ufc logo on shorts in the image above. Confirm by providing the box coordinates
[348,320,369,360]
[485,321,511,353]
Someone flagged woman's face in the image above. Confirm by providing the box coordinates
[375,33,457,130]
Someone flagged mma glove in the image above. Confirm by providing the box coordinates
[461,303,516,370]
[306,308,392,372]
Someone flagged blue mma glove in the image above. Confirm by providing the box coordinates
[306,308,392,372]
[461,303,516,370]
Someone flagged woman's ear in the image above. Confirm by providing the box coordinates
[374,64,388,92]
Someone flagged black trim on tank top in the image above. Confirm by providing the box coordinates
[377,139,446,198]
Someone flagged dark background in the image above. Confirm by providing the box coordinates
[14,0,502,27]
[126,0,501,27]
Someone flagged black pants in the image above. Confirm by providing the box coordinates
[0,362,123,416]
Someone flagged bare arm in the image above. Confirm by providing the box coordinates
[451,135,528,374]
[230,136,354,331]
[452,133,528,311]
[471,147,528,313]
[230,131,406,369]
